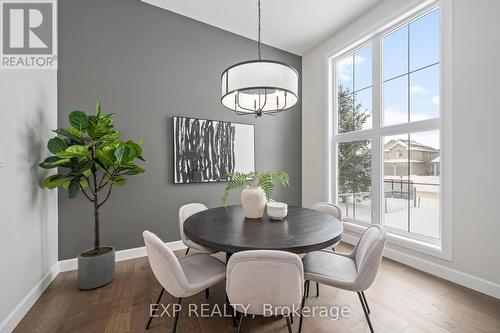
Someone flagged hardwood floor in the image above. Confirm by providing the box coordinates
[14,243,500,333]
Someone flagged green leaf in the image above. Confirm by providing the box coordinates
[102,114,114,128]
[79,159,93,171]
[47,137,68,154]
[39,156,62,169]
[112,176,126,186]
[56,145,90,159]
[43,174,71,189]
[68,178,80,198]
[99,131,121,143]
[126,140,145,161]
[114,145,133,164]
[80,178,89,189]
[69,159,93,177]
[62,178,72,190]
[123,165,145,175]
[69,111,89,131]
[87,111,116,139]
[53,158,72,166]
[87,119,102,139]
[95,148,115,168]
[96,100,102,116]
[64,127,84,139]
[221,172,252,206]
[52,128,81,141]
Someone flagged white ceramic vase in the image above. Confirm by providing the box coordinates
[241,186,266,218]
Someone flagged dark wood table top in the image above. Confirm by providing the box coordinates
[183,205,343,254]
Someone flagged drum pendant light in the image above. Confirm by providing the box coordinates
[220,0,299,117]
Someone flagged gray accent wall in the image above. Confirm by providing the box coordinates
[58,0,302,259]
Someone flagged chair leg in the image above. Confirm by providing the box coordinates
[284,315,292,333]
[237,314,245,333]
[171,298,182,333]
[305,280,310,297]
[298,281,307,332]
[361,291,370,314]
[316,282,319,297]
[357,292,374,333]
[205,288,209,299]
[146,287,165,329]
[185,248,190,255]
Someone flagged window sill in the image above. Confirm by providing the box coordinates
[342,220,451,260]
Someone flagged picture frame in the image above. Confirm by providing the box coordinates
[173,116,255,184]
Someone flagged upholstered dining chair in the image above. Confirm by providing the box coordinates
[311,202,342,251]
[309,201,343,297]
[300,225,386,333]
[178,203,215,255]
[143,231,226,332]
[226,250,304,333]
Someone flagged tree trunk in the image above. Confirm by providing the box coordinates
[92,146,100,250]
[94,194,100,250]
[94,196,101,250]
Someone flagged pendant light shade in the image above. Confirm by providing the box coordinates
[221,60,298,115]
[220,0,299,117]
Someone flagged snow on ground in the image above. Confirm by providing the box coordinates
[338,187,440,239]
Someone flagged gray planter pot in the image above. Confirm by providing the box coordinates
[77,247,115,290]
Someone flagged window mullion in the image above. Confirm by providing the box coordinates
[372,37,382,226]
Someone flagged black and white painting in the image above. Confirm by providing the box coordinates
[173,116,255,183]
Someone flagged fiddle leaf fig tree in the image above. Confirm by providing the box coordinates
[39,102,146,255]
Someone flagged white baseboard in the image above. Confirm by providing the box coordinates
[1,240,187,333]
[59,240,186,272]
[0,262,59,333]
[341,233,500,299]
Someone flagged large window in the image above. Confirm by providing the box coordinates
[333,7,441,243]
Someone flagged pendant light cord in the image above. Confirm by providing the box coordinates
[258,0,262,60]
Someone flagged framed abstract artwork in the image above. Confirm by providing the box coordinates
[173,116,255,183]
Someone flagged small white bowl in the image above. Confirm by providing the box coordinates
[267,201,288,220]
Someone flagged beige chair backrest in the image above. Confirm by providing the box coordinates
[311,202,343,221]
[143,230,190,298]
[178,203,208,244]
[352,225,386,290]
[226,250,303,316]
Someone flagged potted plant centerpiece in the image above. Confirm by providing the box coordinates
[39,102,145,289]
[221,171,289,218]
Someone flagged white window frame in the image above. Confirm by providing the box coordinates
[324,0,452,260]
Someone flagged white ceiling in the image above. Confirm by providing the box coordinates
[141,0,382,55]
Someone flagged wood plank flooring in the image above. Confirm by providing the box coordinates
[13,243,500,333]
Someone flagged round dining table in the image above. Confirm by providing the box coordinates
[183,205,343,261]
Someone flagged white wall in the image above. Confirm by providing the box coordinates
[0,70,58,332]
[302,0,500,294]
